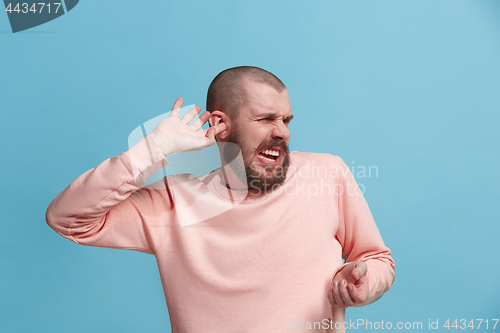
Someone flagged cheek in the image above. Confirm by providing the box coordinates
[240,124,273,149]
[253,126,273,139]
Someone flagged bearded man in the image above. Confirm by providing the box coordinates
[46,66,395,333]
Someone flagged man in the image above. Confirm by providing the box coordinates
[46,66,395,332]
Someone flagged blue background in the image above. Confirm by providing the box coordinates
[1,0,499,332]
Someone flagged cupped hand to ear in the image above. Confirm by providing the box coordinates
[149,97,227,157]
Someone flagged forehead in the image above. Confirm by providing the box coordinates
[241,80,292,117]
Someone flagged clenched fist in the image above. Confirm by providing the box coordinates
[329,261,369,308]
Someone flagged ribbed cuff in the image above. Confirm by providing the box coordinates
[128,133,169,186]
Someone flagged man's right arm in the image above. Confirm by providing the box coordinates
[46,98,225,254]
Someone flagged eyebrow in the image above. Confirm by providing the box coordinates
[256,113,294,122]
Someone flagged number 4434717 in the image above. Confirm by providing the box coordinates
[443,319,499,330]
[5,3,62,14]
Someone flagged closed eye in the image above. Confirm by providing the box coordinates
[257,114,293,124]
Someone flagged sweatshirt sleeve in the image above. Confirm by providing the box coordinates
[334,156,395,306]
[46,134,173,255]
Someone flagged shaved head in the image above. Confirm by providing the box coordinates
[206,66,286,120]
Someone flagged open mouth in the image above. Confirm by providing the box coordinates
[258,148,280,163]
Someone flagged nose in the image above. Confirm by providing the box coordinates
[271,120,291,143]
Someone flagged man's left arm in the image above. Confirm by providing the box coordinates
[329,156,395,308]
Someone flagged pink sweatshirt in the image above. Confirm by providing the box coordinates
[46,135,395,333]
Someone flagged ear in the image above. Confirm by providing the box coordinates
[209,111,230,140]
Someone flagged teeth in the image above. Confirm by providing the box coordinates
[263,149,279,156]
[260,155,275,162]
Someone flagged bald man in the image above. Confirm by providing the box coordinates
[46,66,395,333]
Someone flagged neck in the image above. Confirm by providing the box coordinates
[219,160,269,198]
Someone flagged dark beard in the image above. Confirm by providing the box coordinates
[223,128,290,194]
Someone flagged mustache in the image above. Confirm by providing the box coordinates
[255,139,289,153]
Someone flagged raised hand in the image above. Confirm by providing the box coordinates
[329,261,369,307]
[149,97,226,156]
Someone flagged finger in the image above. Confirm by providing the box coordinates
[204,127,214,143]
[190,111,211,131]
[341,264,357,284]
[201,123,226,138]
[347,283,363,304]
[352,262,368,281]
[181,105,202,124]
[213,123,226,136]
[349,274,368,300]
[347,275,368,304]
[331,280,346,307]
[170,97,184,118]
[203,127,219,146]
[339,280,356,307]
